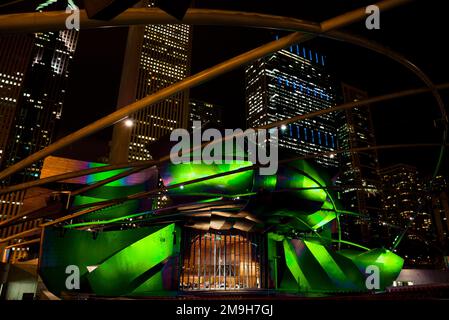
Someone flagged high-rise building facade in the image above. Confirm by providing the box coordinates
[3,31,79,183]
[0,30,79,261]
[110,1,192,163]
[0,35,34,256]
[189,99,223,129]
[336,84,381,245]
[0,35,34,168]
[245,41,338,168]
[379,164,434,266]
[428,175,449,265]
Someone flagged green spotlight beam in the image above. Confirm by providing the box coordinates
[36,0,59,11]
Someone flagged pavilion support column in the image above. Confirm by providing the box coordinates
[109,4,146,164]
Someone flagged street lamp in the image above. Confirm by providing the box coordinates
[124,119,134,128]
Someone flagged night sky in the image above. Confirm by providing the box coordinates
[2,0,449,178]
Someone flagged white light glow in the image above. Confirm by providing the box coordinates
[124,119,134,127]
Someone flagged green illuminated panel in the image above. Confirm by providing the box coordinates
[87,224,179,296]
[304,210,336,230]
[282,240,311,290]
[40,224,180,297]
[163,161,255,197]
[304,240,347,286]
[351,248,404,289]
[40,227,159,295]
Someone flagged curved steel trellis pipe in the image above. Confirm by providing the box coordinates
[23,143,449,228]
[325,30,448,178]
[0,0,415,181]
[0,30,314,181]
[0,82,448,196]
[1,0,446,256]
[1,142,448,241]
[0,0,26,8]
[0,0,445,251]
[0,1,410,34]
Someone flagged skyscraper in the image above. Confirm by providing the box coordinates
[245,40,338,168]
[379,164,434,266]
[428,175,449,266]
[336,84,381,245]
[189,99,223,129]
[110,0,192,163]
[0,35,34,168]
[0,30,79,261]
[4,31,79,183]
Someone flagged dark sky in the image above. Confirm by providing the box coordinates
[187,0,449,178]
[2,0,448,177]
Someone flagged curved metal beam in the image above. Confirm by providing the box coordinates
[0,160,153,195]
[41,143,449,220]
[1,80,447,197]
[5,5,441,139]
[0,0,407,181]
[3,0,445,187]
[4,6,443,138]
[4,6,440,176]
[0,8,321,34]
[1,142,446,232]
[0,31,311,181]
[0,32,312,180]
[0,1,410,34]
[1,83,447,196]
[325,30,448,177]
[258,83,449,131]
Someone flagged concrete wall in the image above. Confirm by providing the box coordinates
[2,263,38,300]
[395,269,449,286]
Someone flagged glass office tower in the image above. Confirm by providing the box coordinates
[245,40,338,168]
[0,30,78,260]
[110,1,192,163]
[336,84,381,245]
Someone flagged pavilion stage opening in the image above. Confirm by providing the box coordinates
[180,229,266,291]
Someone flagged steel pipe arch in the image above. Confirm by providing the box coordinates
[0,0,446,182]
